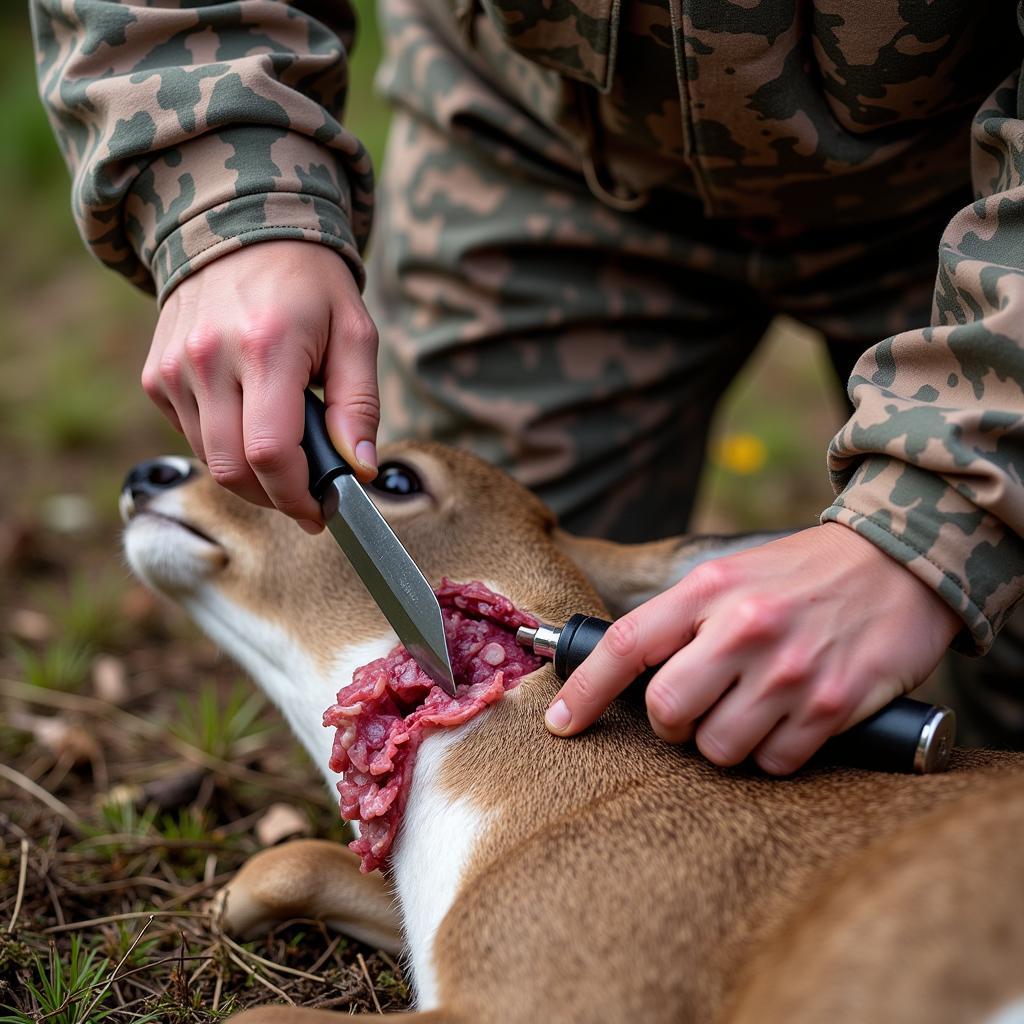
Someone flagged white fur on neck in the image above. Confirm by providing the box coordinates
[181,587,489,1007]
[391,722,490,1009]
[181,589,396,786]
[986,998,1024,1024]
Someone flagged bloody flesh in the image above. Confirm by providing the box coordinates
[323,579,542,872]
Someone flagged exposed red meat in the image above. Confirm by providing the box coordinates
[323,579,542,872]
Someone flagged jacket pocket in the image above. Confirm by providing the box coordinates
[472,0,622,92]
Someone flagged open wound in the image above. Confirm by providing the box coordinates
[323,579,542,872]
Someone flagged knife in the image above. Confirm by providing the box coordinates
[517,615,955,773]
[301,389,457,696]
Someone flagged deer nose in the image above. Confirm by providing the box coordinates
[122,457,194,514]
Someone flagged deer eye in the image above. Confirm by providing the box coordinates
[371,462,423,497]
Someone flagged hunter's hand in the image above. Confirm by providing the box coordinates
[142,241,379,533]
[544,523,961,774]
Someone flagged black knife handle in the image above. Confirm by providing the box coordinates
[553,614,955,774]
[301,389,353,501]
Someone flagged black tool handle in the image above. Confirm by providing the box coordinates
[553,614,955,774]
[301,389,353,500]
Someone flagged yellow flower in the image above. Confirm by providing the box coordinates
[715,433,767,475]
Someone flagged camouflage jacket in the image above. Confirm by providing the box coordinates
[31,0,1024,653]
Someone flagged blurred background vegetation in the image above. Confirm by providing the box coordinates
[0,1,844,1019]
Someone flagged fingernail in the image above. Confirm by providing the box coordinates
[298,519,322,535]
[355,440,377,472]
[545,698,571,733]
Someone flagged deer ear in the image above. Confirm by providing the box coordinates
[552,528,788,617]
[551,529,698,618]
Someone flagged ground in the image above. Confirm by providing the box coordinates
[1,6,843,1020]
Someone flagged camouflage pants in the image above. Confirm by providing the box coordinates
[369,112,962,544]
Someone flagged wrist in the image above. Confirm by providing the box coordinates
[817,522,961,646]
[153,201,362,307]
[164,240,359,312]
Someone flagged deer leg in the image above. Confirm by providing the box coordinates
[216,839,403,954]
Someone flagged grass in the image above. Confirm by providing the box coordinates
[91,800,160,845]
[170,683,277,764]
[38,573,130,655]
[11,639,93,693]
[0,933,163,1024]
[0,660,407,1019]
[23,362,129,454]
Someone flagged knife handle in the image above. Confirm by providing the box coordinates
[552,614,955,774]
[301,389,353,501]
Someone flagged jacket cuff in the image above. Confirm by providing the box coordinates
[122,128,364,304]
[820,456,1024,655]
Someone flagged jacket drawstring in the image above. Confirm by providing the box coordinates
[455,0,478,46]
[575,83,649,213]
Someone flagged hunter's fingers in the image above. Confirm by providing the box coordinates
[640,632,742,745]
[322,284,380,483]
[178,325,269,507]
[750,674,903,776]
[195,385,270,508]
[237,318,323,530]
[544,562,729,737]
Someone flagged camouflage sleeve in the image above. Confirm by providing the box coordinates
[822,69,1024,655]
[29,0,374,303]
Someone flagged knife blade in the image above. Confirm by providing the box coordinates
[301,389,456,696]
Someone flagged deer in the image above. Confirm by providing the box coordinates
[119,443,1024,1024]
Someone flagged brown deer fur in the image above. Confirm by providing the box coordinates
[122,442,1024,1024]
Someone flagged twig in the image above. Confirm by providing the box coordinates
[73,834,240,852]
[78,872,192,897]
[90,742,109,795]
[309,994,364,1011]
[155,871,233,911]
[30,934,204,1023]
[74,915,155,1024]
[157,857,183,890]
[0,762,85,832]
[357,952,383,1015]
[44,909,209,934]
[123,1008,165,1022]
[378,950,403,976]
[0,812,33,845]
[7,838,29,932]
[71,875,184,895]
[43,875,66,927]
[212,965,224,1012]
[118,975,162,1001]
[307,934,342,977]
[219,931,327,983]
[223,946,294,1005]
[116,974,162,1000]
[40,750,75,795]
[189,951,216,986]
[94,953,211,986]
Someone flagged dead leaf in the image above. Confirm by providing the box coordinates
[41,494,96,534]
[9,710,99,764]
[256,803,310,847]
[8,608,53,644]
[92,654,129,705]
